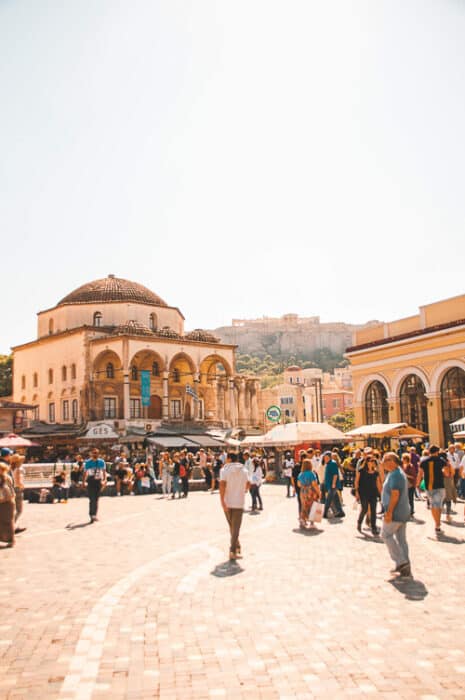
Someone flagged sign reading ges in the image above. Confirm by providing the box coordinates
[85,423,119,439]
[266,405,282,423]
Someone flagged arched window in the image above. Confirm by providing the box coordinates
[93,311,103,327]
[21,375,26,390]
[149,313,157,331]
[399,375,429,434]
[152,361,159,377]
[364,381,389,424]
[172,368,180,383]
[48,368,54,384]
[33,372,38,388]
[441,367,465,444]
[48,319,54,335]
[131,365,138,381]
[71,363,76,380]
[106,363,114,379]
[62,366,67,382]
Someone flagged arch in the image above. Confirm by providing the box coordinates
[169,353,196,384]
[355,373,391,404]
[391,366,431,398]
[129,349,165,375]
[430,359,465,394]
[441,367,465,444]
[364,380,389,425]
[93,311,103,327]
[199,353,233,384]
[92,349,123,381]
[399,374,429,434]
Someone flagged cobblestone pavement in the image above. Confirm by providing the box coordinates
[2,486,465,700]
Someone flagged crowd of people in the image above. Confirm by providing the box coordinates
[282,441,465,578]
[1,439,464,581]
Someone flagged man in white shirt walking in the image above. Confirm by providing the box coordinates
[219,453,250,561]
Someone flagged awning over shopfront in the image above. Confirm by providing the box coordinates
[345,423,428,439]
[243,422,348,447]
[183,435,225,448]
[451,417,465,435]
[146,436,200,449]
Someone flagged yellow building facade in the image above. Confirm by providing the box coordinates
[346,294,465,446]
[12,276,261,432]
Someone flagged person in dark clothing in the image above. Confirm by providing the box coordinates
[83,448,107,522]
[355,457,382,535]
[291,451,306,517]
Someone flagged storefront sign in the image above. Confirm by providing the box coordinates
[84,423,119,439]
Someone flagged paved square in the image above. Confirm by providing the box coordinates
[2,487,465,699]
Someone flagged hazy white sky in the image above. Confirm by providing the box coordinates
[1,0,465,354]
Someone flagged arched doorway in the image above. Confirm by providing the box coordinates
[148,395,162,419]
[184,402,192,421]
[441,367,465,444]
[364,381,389,424]
[399,374,429,434]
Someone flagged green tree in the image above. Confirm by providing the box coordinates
[328,410,355,433]
[0,355,13,397]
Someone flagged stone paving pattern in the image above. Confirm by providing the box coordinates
[2,486,465,699]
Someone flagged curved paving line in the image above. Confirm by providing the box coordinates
[59,497,285,699]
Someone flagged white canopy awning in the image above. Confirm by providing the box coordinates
[345,423,428,439]
[243,422,347,447]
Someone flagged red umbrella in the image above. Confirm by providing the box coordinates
[0,433,39,448]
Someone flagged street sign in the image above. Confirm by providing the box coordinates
[266,405,281,422]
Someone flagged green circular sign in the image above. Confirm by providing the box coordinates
[266,405,282,422]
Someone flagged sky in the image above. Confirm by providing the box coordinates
[1,0,465,354]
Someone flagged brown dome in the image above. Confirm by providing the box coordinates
[58,275,167,307]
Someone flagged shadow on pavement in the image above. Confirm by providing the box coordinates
[211,561,244,578]
[292,527,323,537]
[410,517,426,525]
[435,532,465,544]
[444,521,464,529]
[389,576,428,601]
[355,535,384,544]
[65,521,93,530]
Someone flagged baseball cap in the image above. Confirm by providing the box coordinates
[363,447,373,455]
[0,448,13,457]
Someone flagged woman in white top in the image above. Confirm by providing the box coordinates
[250,458,263,512]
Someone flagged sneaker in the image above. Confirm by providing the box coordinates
[435,527,443,535]
[229,551,236,561]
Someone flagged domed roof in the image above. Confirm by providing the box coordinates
[57,275,167,307]
[286,365,302,372]
[112,320,155,337]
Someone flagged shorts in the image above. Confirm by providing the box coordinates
[427,488,445,509]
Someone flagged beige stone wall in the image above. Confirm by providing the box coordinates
[38,302,184,338]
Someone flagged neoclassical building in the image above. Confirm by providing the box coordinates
[346,293,465,445]
[12,276,261,432]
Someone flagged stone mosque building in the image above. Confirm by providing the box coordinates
[12,276,261,434]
